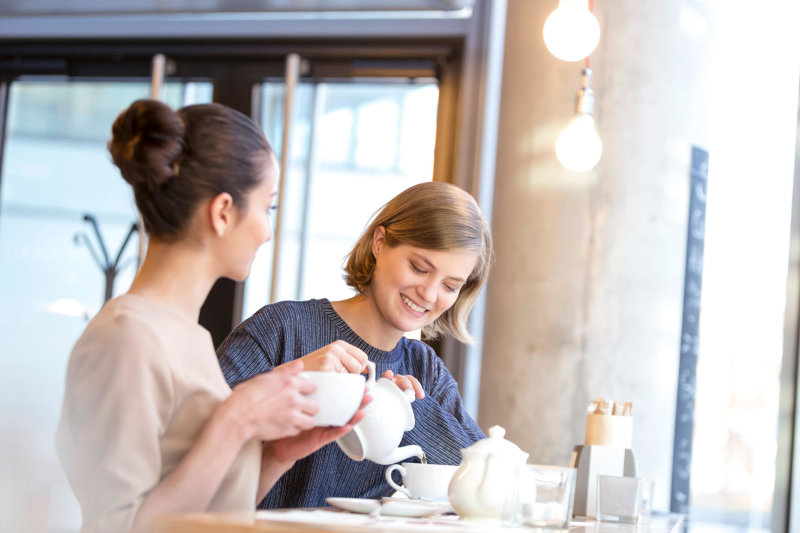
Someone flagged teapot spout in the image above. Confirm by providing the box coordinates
[375,445,424,465]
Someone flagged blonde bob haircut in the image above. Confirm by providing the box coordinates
[344,181,493,344]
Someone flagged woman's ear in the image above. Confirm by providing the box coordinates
[209,192,235,237]
[371,226,386,257]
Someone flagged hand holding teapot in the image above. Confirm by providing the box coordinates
[336,361,424,465]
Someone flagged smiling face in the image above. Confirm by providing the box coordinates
[367,226,478,340]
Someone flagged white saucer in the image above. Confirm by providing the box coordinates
[381,496,453,514]
[326,497,381,514]
[326,497,447,518]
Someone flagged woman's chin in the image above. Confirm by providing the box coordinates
[393,314,428,335]
[224,267,250,283]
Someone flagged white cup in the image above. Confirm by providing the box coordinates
[385,462,458,501]
[299,371,366,427]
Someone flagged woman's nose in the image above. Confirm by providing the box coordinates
[264,222,274,243]
[417,282,437,304]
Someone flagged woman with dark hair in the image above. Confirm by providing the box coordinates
[55,99,368,533]
[218,181,494,508]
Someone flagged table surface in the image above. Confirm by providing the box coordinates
[155,509,685,533]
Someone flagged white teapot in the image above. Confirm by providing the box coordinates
[336,361,424,465]
[448,425,529,521]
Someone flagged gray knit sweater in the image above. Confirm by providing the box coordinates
[216,298,484,509]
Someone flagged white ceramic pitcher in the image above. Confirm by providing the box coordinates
[336,361,423,465]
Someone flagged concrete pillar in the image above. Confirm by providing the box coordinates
[478,0,713,510]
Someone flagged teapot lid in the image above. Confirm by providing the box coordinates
[463,425,528,460]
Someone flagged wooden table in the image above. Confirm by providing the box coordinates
[155,510,685,533]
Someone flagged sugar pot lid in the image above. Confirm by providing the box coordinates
[463,425,527,460]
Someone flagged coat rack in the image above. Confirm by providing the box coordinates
[74,214,139,305]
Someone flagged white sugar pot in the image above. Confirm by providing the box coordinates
[448,425,529,521]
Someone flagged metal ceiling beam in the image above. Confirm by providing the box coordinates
[0,7,474,40]
[0,0,474,17]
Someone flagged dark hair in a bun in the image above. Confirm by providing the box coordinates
[109,99,273,239]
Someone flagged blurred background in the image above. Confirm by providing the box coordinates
[0,1,798,531]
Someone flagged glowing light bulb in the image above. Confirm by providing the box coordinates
[556,68,602,172]
[556,114,602,171]
[543,0,600,62]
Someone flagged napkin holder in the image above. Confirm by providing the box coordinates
[570,414,637,518]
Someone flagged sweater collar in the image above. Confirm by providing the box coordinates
[316,298,406,364]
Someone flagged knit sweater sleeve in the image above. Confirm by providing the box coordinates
[402,342,485,465]
[217,312,279,387]
[217,302,316,388]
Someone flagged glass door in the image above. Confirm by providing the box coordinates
[0,78,212,532]
[245,79,440,317]
[0,44,451,532]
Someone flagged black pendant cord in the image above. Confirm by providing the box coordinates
[74,213,139,305]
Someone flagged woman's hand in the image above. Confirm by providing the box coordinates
[382,369,425,399]
[282,340,369,374]
[267,392,372,463]
[219,360,318,443]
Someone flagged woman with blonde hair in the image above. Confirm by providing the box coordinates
[218,180,493,508]
[56,100,368,533]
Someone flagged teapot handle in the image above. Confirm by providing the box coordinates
[403,389,416,403]
[365,361,376,389]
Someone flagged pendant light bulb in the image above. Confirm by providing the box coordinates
[543,0,600,62]
[556,115,602,172]
[556,68,602,172]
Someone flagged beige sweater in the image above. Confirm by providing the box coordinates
[56,294,261,533]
